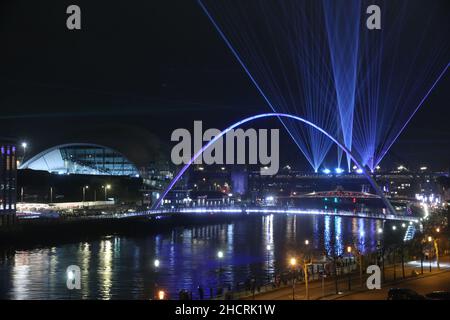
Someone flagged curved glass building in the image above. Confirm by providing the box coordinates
[19,143,139,177]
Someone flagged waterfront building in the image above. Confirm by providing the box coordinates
[0,139,17,226]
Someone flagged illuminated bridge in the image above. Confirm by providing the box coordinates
[279,191,381,199]
[141,207,419,223]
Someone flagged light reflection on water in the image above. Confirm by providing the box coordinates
[0,214,385,299]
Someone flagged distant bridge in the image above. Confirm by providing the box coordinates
[279,191,381,199]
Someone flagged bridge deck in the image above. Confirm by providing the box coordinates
[147,207,419,222]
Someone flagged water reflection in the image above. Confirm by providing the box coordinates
[335,217,343,255]
[0,214,393,299]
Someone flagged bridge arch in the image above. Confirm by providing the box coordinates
[155,113,396,215]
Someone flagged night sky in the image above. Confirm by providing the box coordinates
[1,0,449,170]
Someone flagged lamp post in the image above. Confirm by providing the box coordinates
[289,257,297,300]
[434,238,440,271]
[346,246,352,291]
[50,187,53,203]
[303,260,312,300]
[21,142,27,162]
[103,184,111,201]
[304,240,311,300]
[428,236,433,272]
[158,290,165,300]
[434,228,440,270]
[82,185,89,203]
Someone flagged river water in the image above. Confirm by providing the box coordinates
[0,213,389,299]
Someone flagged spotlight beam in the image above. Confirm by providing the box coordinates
[196,0,316,169]
[376,62,449,165]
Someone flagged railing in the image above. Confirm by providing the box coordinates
[148,207,419,222]
[208,261,358,300]
[17,206,419,223]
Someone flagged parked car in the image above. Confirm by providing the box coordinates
[425,291,450,300]
[387,288,426,300]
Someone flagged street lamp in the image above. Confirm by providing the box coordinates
[304,239,309,246]
[427,236,433,272]
[103,184,111,201]
[346,246,353,291]
[158,290,166,300]
[21,142,27,161]
[290,257,297,266]
[82,185,89,203]
[154,259,160,268]
[289,257,297,300]
[433,237,440,271]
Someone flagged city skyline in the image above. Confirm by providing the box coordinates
[0,0,449,307]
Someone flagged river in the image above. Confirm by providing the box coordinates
[0,213,390,299]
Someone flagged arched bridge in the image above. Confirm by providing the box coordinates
[154,112,397,216]
[144,207,419,223]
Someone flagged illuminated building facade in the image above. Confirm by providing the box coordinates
[19,143,139,177]
[0,140,17,226]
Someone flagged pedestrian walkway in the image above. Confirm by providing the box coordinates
[245,256,450,300]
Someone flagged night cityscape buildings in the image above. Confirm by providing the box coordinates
[19,143,140,177]
[0,0,449,310]
[0,139,17,227]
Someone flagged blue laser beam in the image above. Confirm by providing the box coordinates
[154,112,396,216]
[198,0,339,172]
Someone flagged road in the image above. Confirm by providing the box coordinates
[334,270,450,300]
